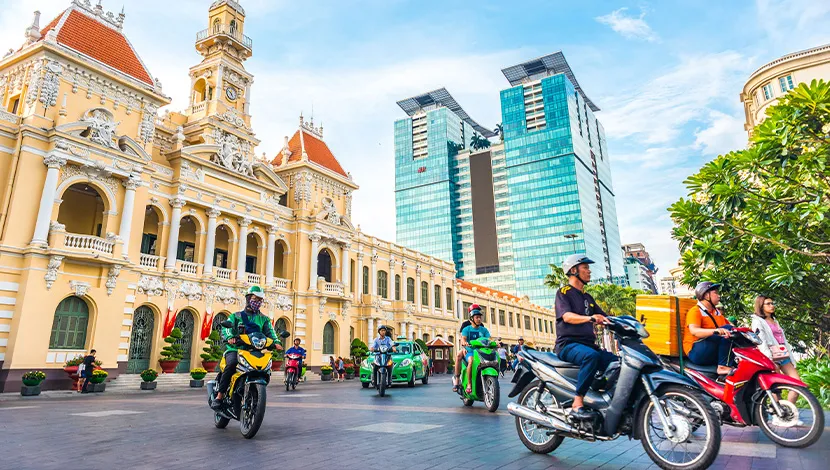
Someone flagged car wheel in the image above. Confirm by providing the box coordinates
[408,371,415,388]
[421,373,429,385]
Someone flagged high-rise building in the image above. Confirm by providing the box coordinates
[499,53,625,307]
[625,257,658,293]
[622,243,658,293]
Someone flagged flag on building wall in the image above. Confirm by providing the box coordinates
[162,308,178,337]
[200,309,214,341]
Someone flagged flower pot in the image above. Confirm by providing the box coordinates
[158,360,180,374]
[91,382,106,393]
[345,372,354,379]
[271,360,283,371]
[190,379,204,388]
[140,381,157,390]
[64,366,81,391]
[321,374,333,381]
[202,361,218,372]
[22,378,41,387]
[21,385,41,396]
[90,376,106,384]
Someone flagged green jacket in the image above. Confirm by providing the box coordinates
[221,309,277,351]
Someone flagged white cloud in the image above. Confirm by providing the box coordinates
[755,0,830,48]
[693,110,747,156]
[595,8,659,42]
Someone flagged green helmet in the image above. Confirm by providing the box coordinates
[246,285,265,299]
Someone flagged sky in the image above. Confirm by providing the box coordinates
[1,0,829,276]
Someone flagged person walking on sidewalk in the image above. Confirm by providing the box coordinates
[336,357,345,382]
[80,349,97,394]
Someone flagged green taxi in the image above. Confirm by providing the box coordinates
[359,337,430,388]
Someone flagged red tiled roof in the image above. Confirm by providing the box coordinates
[456,279,522,303]
[37,9,154,86]
[271,129,349,177]
[425,337,453,348]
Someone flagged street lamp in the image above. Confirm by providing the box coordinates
[564,233,578,253]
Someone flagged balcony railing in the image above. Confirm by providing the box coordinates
[177,260,200,276]
[196,24,253,49]
[246,273,262,285]
[273,277,290,289]
[323,282,344,297]
[64,233,114,255]
[215,267,233,281]
[139,253,163,270]
[191,101,207,113]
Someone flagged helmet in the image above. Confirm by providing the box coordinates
[695,281,721,300]
[377,324,388,333]
[562,254,595,276]
[469,304,481,313]
[470,309,483,318]
[246,285,265,299]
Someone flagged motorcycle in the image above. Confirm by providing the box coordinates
[207,321,290,439]
[371,343,397,397]
[508,316,721,470]
[666,327,824,448]
[457,338,501,412]
[284,352,305,391]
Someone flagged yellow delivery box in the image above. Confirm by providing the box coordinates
[635,295,696,357]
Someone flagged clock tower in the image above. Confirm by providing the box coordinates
[182,0,259,163]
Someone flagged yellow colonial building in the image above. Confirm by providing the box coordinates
[0,0,555,391]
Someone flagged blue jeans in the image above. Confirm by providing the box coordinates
[558,342,617,397]
[688,334,735,367]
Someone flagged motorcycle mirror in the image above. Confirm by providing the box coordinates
[219,320,233,328]
[279,331,291,339]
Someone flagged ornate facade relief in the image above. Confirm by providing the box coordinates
[404,303,415,316]
[44,255,64,290]
[345,191,353,219]
[319,297,327,319]
[69,280,91,298]
[137,275,164,297]
[139,103,158,144]
[82,108,119,149]
[26,59,63,109]
[211,129,254,177]
[320,197,342,226]
[178,281,203,301]
[218,108,251,132]
[292,170,312,203]
[59,162,120,197]
[105,265,121,295]
[215,286,237,305]
[181,161,205,182]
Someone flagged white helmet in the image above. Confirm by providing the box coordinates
[562,254,595,276]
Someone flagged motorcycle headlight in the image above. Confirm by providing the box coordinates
[252,336,266,349]
[401,359,412,367]
[236,355,252,372]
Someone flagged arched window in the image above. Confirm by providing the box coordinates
[275,317,288,349]
[421,281,429,306]
[377,270,388,298]
[362,266,369,295]
[422,333,430,342]
[394,275,401,301]
[317,250,332,282]
[323,322,335,354]
[446,288,453,311]
[212,18,221,33]
[433,284,441,309]
[229,19,238,35]
[406,277,415,302]
[349,326,355,344]
[49,296,90,350]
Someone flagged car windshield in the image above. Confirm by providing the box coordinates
[393,344,412,355]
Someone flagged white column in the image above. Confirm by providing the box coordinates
[164,197,185,269]
[236,218,251,279]
[216,65,224,99]
[117,176,139,259]
[308,234,321,291]
[367,318,374,342]
[356,252,363,301]
[340,243,350,291]
[400,322,407,340]
[429,276,435,315]
[244,82,251,114]
[441,279,448,316]
[203,209,220,275]
[31,155,66,246]
[370,253,377,297]
[265,225,277,285]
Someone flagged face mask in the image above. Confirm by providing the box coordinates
[247,297,263,311]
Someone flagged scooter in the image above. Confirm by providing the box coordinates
[667,327,824,448]
[371,343,396,397]
[508,316,721,470]
[457,338,501,412]
[284,352,305,391]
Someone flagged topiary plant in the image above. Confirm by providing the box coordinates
[160,327,184,361]
[200,330,223,362]
[350,338,368,364]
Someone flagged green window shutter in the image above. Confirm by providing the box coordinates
[49,296,90,350]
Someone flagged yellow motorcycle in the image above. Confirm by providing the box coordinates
[207,321,289,439]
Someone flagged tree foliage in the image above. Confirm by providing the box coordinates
[350,338,369,362]
[200,330,223,362]
[669,79,830,350]
[470,132,492,151]
[544,264,644,316]
[160,327,184,361]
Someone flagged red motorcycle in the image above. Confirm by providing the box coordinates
[284,353,303,391]
[669,327,824,448]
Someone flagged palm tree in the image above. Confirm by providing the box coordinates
[470,132,492,151]
[494,123,504,142]
[544,264,568,290]
[587,283,643,317]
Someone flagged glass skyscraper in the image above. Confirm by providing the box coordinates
[394,54,624,308]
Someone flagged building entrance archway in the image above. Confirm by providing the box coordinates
[174,310,196,373]
[127,306,155,373]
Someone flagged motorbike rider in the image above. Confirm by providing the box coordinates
[554,254,616,420]
[211,285,277,410]
[460,306,491,394]
[511,337,525,370]
[285,337,307,379]
[452,306,475,392]
[369,325,396,386]
[683,281,735,376]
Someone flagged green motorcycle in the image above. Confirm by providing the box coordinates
[457,338,500,412]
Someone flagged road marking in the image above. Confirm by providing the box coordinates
[719,442,776,459]
[348,422,443,434]
[0,406,38,411]
[273,394,320,398]
[71,410,145,418]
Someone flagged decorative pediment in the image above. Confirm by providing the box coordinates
[210,129,254,177]
[116,135,152,161]
[315,197,355,230]
[252,162,288,192]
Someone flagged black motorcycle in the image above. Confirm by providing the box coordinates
[508,316,721,470]
[371,343,396,397]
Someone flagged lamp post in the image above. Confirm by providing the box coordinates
[564,233,578,253]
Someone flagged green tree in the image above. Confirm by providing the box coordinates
[586,283,643,317]
[200,330,223,362]
[494,123,504,142]
[470,132,492,151]
[543,264,568,291]
[669,79,830,350]
[415,338,428,353]
[160,327,184,361]
[350,338,369,363]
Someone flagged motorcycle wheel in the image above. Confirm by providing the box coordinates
[755,384,824,448]
[362,381,370,389]
[285,371,294,392]
[463,397,474,407]
[483,375,500,412]
[239,383,267,439]
[379,370,387,397]
[638,385,720,470]
[214,412,230,429]
[515,380,564,454]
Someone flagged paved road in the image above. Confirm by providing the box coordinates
[1,375,828,469]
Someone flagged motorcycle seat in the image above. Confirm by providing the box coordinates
[684,361,719,376]
[524,349,579,369]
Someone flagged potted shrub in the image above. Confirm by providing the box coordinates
[320,365,333,381]
[21,371,46,396]
[200,330,223,372]
[350,338,368,367]
[271,345,284,371]
[159,327,184,373]
[190,368,207,387]
[140,369,158,390]
[344,364,355,379]
[89,369,108,392]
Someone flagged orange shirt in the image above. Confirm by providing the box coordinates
[683,305,730,355]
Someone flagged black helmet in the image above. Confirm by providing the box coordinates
[695,281,721,300]
[377,325,388,333]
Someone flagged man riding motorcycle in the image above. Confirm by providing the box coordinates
[211,285,277,410]
[554,254,616,420]
[452,305,476,392]
[460,306,491,395]
[285,337,307,381]
[369,325,396,353]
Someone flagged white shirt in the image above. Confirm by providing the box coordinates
[497,347,507,359]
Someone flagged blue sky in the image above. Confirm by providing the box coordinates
[2,0,829,275]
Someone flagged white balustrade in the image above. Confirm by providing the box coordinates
[323,282,344,297]
[176,260,199,276]
[139,253,162,270]
[191,101,207,113]
[273,278,289,289]
[64,233,114,255]
[215,267,232,281]
[246,273,262,285]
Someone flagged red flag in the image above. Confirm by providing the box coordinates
[163,308,178,337]
[200,311,214,340]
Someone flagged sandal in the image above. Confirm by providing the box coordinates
[466,385,472,394]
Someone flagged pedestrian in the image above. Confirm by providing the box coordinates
[336,356,345,382]
[751,295,802,403]
[497,343,508,377]
[428,357,434,376]
[80,349,96,394]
